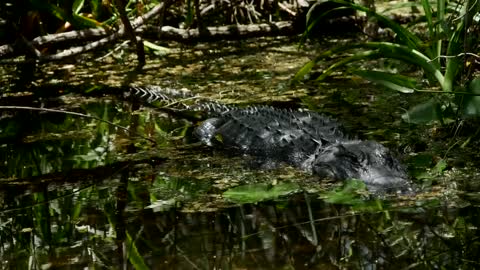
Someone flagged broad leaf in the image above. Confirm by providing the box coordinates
[320,180,369,206]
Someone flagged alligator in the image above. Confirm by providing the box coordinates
[127,86,412,193]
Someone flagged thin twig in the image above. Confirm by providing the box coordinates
[95,40,131,61]
[428,52,480,63]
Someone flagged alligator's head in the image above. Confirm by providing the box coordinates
[311,140,412,193]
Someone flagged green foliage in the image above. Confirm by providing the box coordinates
[296,0,480,123]
[352,70,417,93]
[401,98,444,124]
[143,40,171,56]
[461,78,480,116]
[126,232,149,270]
[223,182,300,204]
[319,180,368,205]
[28,0,105,29]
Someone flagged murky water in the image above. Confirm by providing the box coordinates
[0,91,477,269]
[1,39,479,269]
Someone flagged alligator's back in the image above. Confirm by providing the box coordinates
[129,86,346,162]
[195,106,347,170]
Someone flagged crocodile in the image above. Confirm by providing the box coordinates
[127,86,412,193]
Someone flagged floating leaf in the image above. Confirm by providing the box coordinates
[223,183,299,204]
[320,180,368,205]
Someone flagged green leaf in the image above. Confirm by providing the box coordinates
[320,180,368,205]
[461,77,480,116]
[31,1,69,22]
[127,232,149,270]
[432,159,447,175]
[296,42,444,89]
[315,50,382,81]
[421,0,434,37]
[143,40,171,55]
[330,0,423,51]
[185,0,194,27]
[409,153,434,168]
[402,98,443,124]
[352,70,417,93]
[223,183,299,204]
[72,0,85,14]
[72,13,102,28]
[293,60,316,82]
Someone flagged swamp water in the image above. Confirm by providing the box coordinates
[0,39,479,269]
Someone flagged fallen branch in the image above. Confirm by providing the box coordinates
[0,2,166,61]
[0,19,294,62]
[139,21,296,41]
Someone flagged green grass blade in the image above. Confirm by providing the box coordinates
[73,0,85,14]
[362,42,445,89]
[127,232,149,270]
[297,41,445,90]
[294,43,380,82]
[315,50,382,81]
[72,13,103,28]
[421,0,434,37]
[352,70,417,93]
[293,61,316,82]
[443,3,466,92]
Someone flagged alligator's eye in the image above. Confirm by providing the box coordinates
[312,164,337,179]
[356,151,367,163]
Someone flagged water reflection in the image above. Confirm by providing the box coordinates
[0,172,478,269]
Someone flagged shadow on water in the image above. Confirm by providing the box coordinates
[0,87,479,269]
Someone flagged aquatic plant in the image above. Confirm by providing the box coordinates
[296,0,480,123]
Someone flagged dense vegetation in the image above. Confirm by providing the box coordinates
[1,0,480,269]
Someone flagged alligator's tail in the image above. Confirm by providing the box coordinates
[126,85,232,115]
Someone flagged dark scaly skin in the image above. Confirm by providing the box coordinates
[130,86,412,193]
